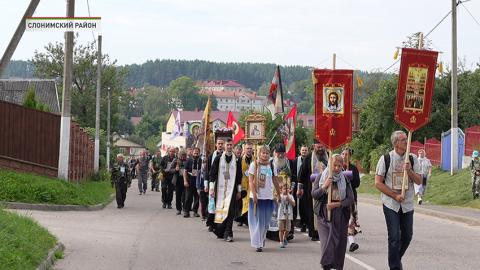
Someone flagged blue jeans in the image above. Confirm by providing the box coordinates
[383,205,413,270]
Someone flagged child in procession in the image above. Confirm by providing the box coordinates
[278,183,295,248]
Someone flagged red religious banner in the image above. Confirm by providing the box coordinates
[395,48,438,131]
[313,69,353,150]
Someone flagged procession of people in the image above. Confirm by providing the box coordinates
[109,58,442,270]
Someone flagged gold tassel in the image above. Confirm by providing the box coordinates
[312,71,318,85]
[356,74,364,87]
[393,48,399,60]
[437,62,443,74]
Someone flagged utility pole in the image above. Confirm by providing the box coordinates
[0,0,40,77]
[94,35,102,173]
[58,0,75,180]
[451,0,459,175]
[106,87,111,171]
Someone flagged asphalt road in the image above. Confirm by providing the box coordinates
[14,180,480,270]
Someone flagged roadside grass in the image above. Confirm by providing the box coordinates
[0,208,57,270]
[358,168,480,209]
[0,169,113,206]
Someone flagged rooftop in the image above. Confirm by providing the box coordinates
[0,79,60,113]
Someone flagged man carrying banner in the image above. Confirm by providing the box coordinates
[375,130,422,270]
[209,138,242,242]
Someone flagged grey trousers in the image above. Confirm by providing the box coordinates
[138,173,148,193]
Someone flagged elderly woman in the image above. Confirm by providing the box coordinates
[312,154,354,270]
[248,145,281,252]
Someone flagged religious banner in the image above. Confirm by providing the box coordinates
[395,48,439,131]
[283,104,296,160]
[313,69,354,150]
[226,111,245,145]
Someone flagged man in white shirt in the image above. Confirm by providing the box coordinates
[375,130,422,270]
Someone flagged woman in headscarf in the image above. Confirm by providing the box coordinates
[248,145,281,252]
[312,154,354,270]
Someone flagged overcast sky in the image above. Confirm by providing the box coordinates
[1,0,480,71]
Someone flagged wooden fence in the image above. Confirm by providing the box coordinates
[0,100,94,181]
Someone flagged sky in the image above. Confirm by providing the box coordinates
[1,0,480,72]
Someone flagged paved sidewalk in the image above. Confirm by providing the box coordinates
[359,193,480,226]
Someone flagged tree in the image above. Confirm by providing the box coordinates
[22,87,50,112]
[401,32,432,50]
[32,37,127,132]
[166,76,208,110]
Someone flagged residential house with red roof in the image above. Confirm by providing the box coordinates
[197,80,267,112]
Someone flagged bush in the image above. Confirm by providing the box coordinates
[368,144,390,173]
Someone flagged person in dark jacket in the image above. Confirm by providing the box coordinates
[297,141,328,241]
[183,147,202,218]
[160,147,177,209]
[341,147,361,252]
[111,154,131,209]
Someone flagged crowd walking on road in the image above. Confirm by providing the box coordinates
[110,130,446,270]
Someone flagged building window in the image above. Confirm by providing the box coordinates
[308,119,313,126]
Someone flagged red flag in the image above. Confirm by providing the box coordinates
[313,69,353,151]
[268,66,284,115]
[226,111,245,145]
[268,67,279,103]
[284,104,297,160]
[395,48,438,131]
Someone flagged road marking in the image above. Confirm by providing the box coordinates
[294,228,377,270]
[345,254,377,270]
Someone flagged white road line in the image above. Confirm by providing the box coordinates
[294,228,377,270]
[344,254,377,270]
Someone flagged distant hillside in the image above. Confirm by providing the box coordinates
[122,59,312,89]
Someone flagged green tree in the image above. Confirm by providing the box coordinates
[32,37,127,132]
[22,87,50,112]
[350,77,401,170]
[166,76,208,110]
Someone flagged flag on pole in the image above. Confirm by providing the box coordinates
[170,111,182,139]
[284,104,297,160]
[267,66,284,119]
[226,111,245,145]
[201,97,213,156]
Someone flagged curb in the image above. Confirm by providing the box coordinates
[36,242,65,270]
[358,197,480,226]
[2,194,114,211]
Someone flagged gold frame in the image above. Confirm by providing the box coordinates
[244,113,266,144]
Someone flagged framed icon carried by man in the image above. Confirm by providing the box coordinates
[323,86,344,114]
[244,113,266,144]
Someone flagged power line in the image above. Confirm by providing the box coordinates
[382,4,458,73]
[86,0,96,44]
[461,1,480,27]
[336,55,360,70]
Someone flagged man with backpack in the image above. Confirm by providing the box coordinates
[375,130,422,270]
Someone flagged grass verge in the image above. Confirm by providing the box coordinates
[358,168,480,209]
[0,169,113,206]
[0,209,56,270]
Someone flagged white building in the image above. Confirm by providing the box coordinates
[198,80,267,112]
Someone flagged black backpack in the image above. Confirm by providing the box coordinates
[383,153,414,182]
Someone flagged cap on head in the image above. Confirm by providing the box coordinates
[472,150,479,158]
